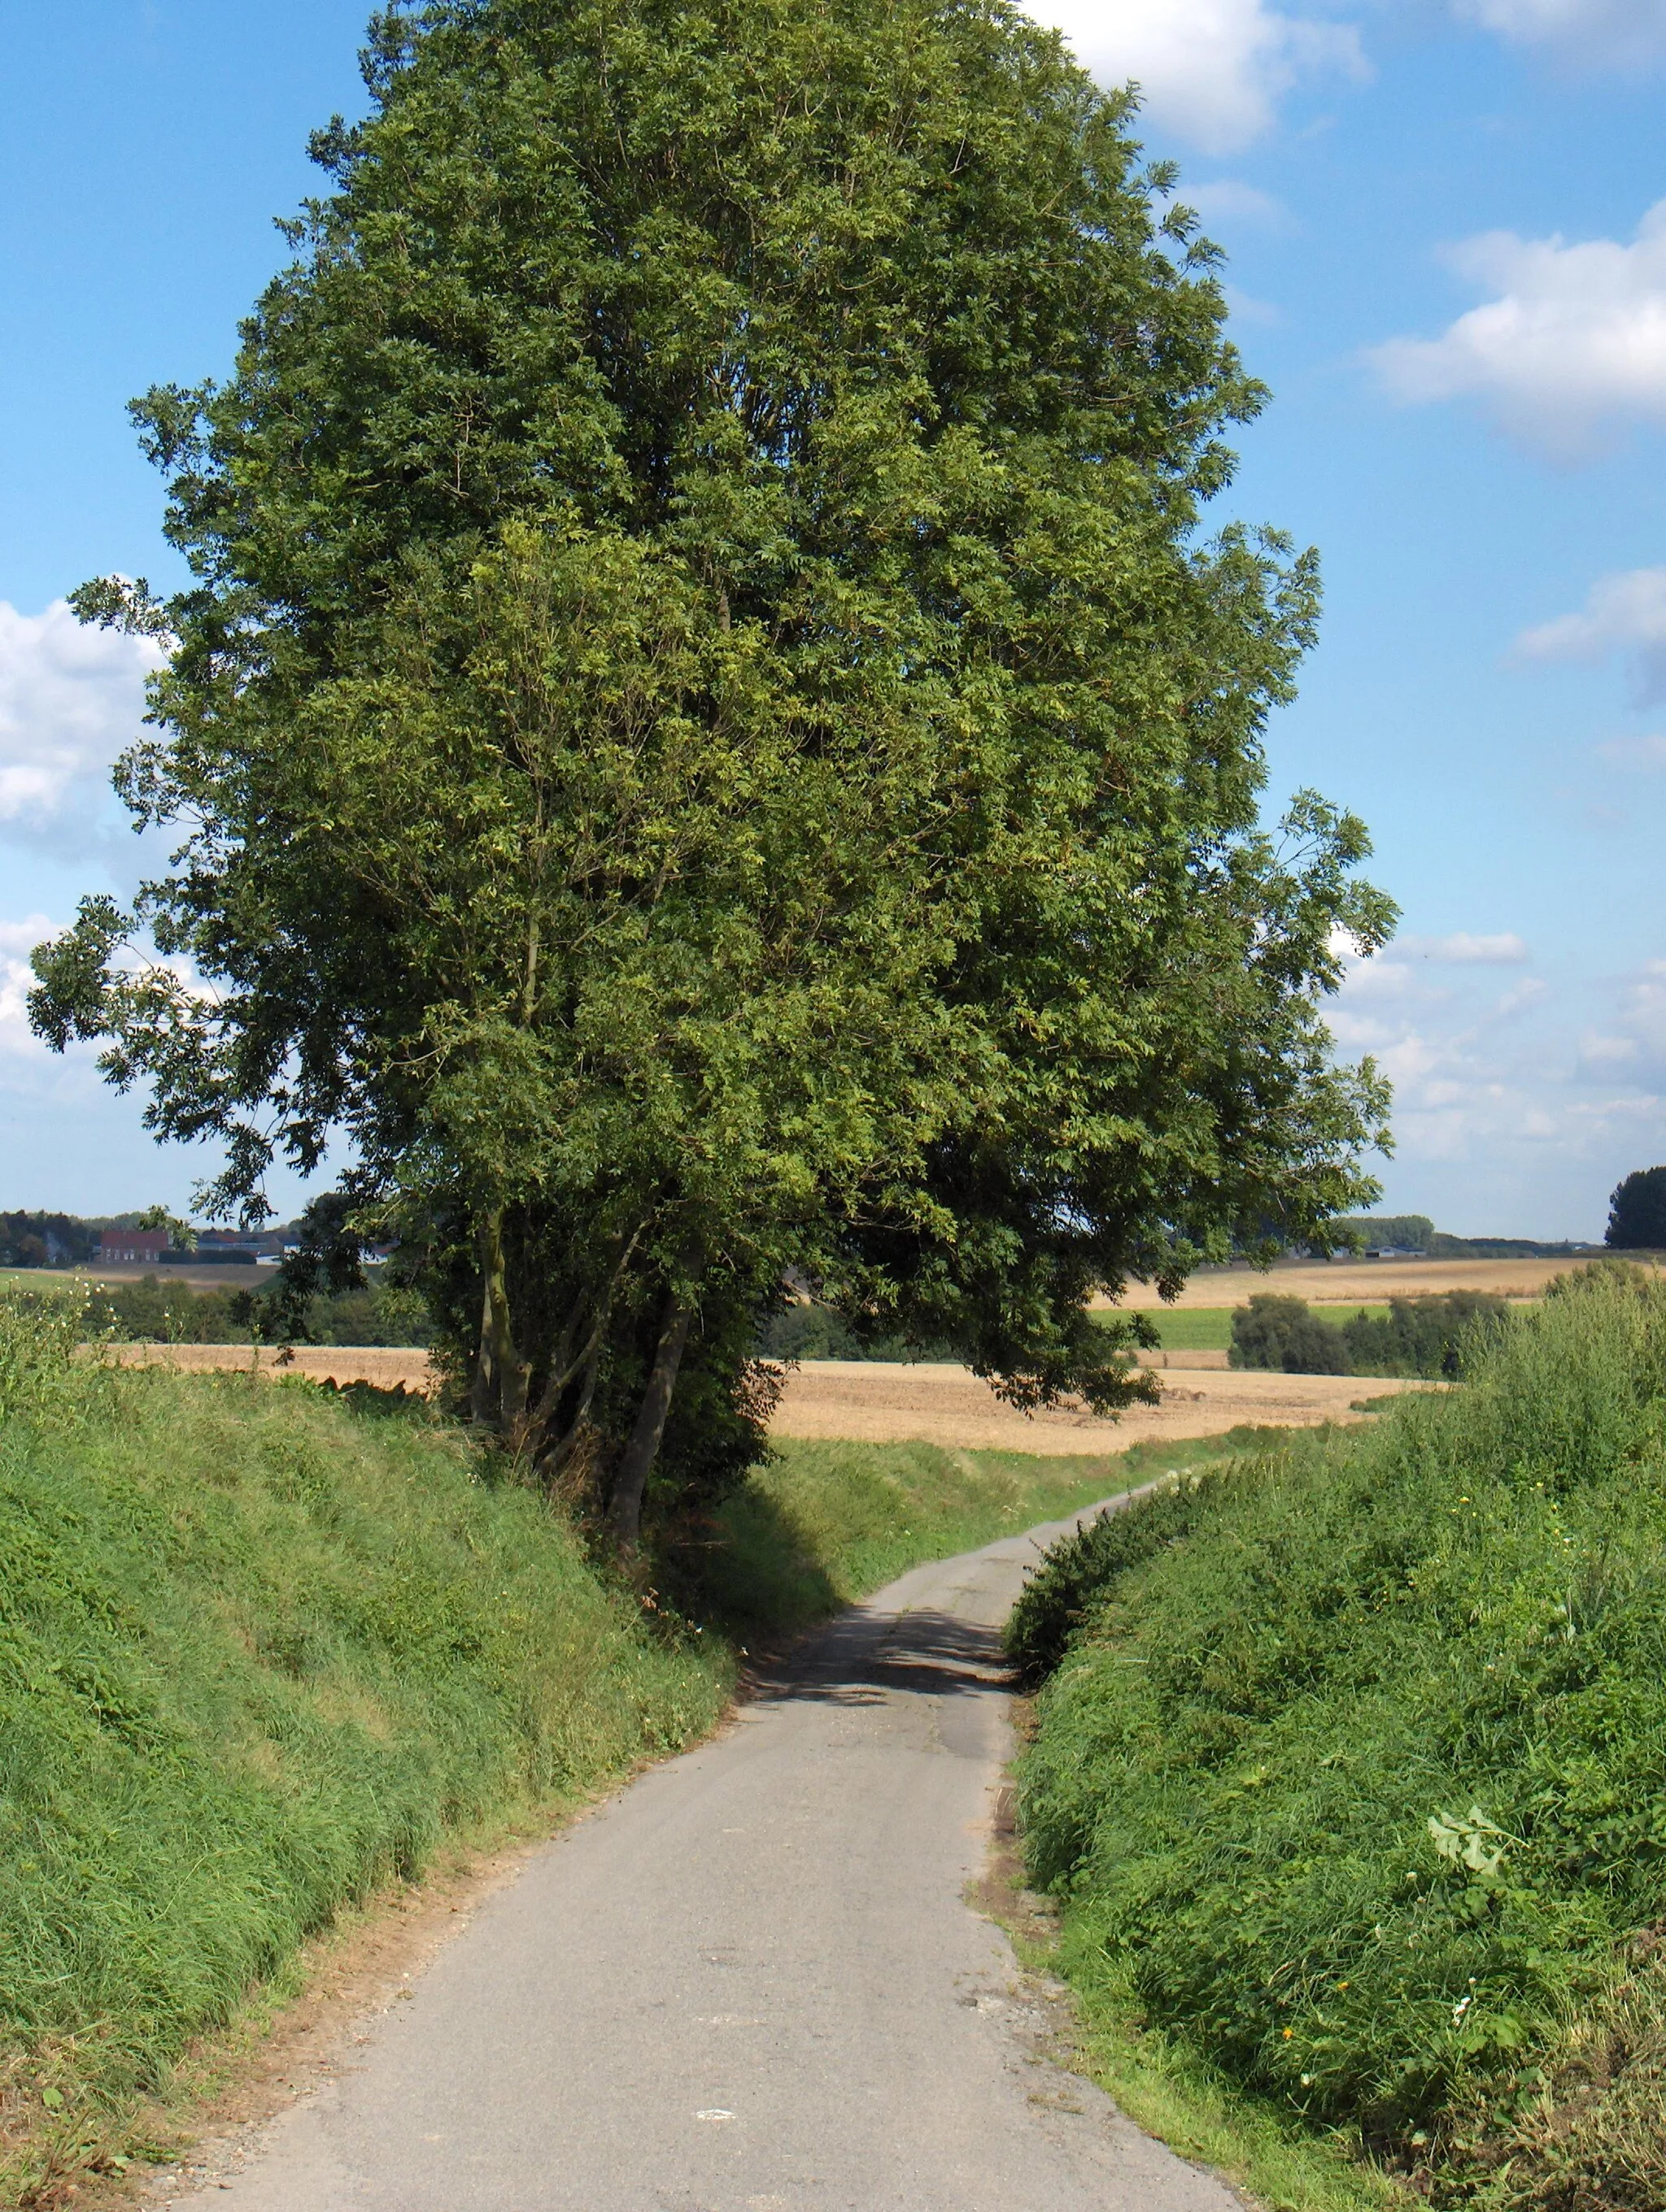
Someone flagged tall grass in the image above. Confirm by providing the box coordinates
[0,1279,1285,2203]
[0,1297,728,2198]
[1014,1270,1666,2208]
[702,1429,1280,1638]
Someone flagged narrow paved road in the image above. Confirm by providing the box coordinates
[187,1507,1241,2212]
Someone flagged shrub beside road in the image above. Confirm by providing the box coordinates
[1228,1290,1514,1378]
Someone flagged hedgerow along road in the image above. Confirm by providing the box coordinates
[175,1508,1241,2212]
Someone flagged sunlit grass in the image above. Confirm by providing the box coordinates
[1018,1270,1666,2210]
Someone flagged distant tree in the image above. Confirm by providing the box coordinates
[1229,1295,1349,1374]
[1607,1168,1666,1252]
[0,1213,103,1269]
[1341,1291,1511,1379]
[30,0,1392,1552]
[1367,1214,1434,1252]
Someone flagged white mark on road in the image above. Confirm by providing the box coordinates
[695,2108,736,2123]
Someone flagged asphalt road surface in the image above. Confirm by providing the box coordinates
[183,1506,1241,2212]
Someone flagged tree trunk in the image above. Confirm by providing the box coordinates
[476,1208,530,1430]
[608,1286,696,1554]
[470,1246,496,1426]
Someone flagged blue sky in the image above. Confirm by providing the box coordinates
[1,1,1662,1235]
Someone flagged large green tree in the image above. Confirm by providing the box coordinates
[31,0,1393,1549]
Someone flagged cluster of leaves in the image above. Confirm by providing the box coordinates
[1228,1290,1513,1378]
[1015,1266,1666,2202]
[1228,1292,1354,1374]
[1341,1291,1513,1379]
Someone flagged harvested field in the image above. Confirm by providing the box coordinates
[111,1343,1424,1451]
[770,1359,1436,1453]
[112,1343,436,1391]
[1106,1253,1644,1308]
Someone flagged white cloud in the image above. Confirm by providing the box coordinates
[1456,0,1666,63]
[0,599,165,847]
[1396,931,1532,964]
[1175,179,1288,225]
[1516,566,1666,703]
[0,916,59,1060]
[1580,960,1666,1083]
[1369,202,1666,461]
[1031,0,1367,152]
[1597,731,1666,768]
[1330,941,1664,1197]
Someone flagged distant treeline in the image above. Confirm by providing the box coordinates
[1230,1290,1515,1378]
[0,1213,148,1269]
[1327,1213,1590,1261]
[71,1274,436,1349]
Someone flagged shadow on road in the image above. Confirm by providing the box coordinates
[753,1607,1010,1707]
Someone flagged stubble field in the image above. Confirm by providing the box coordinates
[111,1343,1436,1452]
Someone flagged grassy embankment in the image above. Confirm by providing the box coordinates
[0,1297,732,2201]
[1014,1269,1666,2212]
[0,1289,1265,2203]
[704,1426,1283,1637]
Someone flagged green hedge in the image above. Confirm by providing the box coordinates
[1229,1290,1513,1378]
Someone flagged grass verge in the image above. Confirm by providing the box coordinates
[0,1301,730,2207]
[699,1426,1284,1638]
[1013,1267,1666,2210]
[1012,1920,1402,2212]
[1058,1957,1400,2212]
[979,1709,1404,2212]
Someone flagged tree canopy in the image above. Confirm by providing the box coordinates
[31,0,1393,1548]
